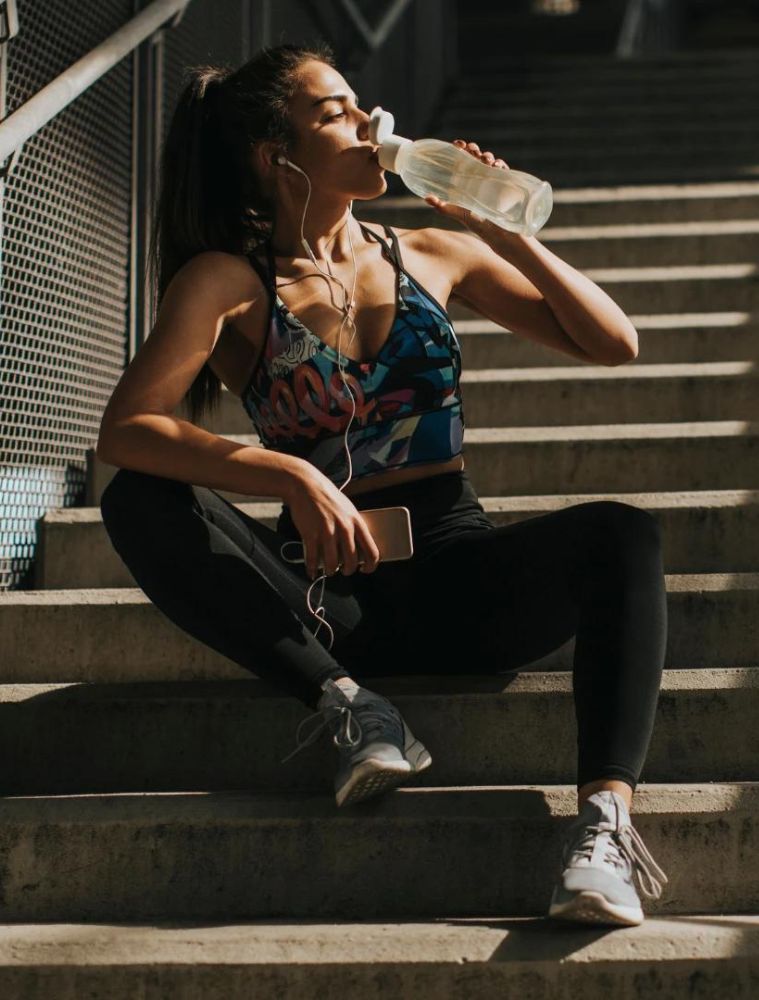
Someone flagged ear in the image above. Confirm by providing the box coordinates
[251,139,282,177]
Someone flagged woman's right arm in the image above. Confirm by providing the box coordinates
[96,251,380,576]
[96,250,308,501]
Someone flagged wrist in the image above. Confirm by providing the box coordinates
[279,455,315,505]
[487,226,534,261]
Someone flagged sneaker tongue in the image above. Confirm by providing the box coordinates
[338,684,359,703]
[320,678,360,704]
[580,791,629,828]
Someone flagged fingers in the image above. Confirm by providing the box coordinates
[453,138,509,170]
[306,520,381,580]
[355,516,381,575]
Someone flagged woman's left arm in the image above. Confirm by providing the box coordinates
[426,140,639,366]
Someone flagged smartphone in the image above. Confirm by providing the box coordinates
[306,505,413,570]
[287,505,414,572]
[356,505,414,563]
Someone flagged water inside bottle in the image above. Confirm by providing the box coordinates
[398,141,552,236]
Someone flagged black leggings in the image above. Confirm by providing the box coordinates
[100,466,667,793]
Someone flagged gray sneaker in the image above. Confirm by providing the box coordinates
[548,789,669,926]
[281,678,432,807]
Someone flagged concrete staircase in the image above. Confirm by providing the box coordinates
[428,45,759,188]
[2,43,759,998]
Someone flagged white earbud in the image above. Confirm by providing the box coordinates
[275,153,306,173]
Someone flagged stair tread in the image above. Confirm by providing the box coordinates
[4,569,759,604]
[0,665,755,699]
[0,913,757,966]
[0,781,755,818]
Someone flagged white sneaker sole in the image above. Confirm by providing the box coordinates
[549,889,644,927]
[336,742,433,808]
[336,757,413,807]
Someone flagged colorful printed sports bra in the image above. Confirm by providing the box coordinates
[239,221,465,487]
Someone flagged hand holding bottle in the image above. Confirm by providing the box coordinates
[369,107,553,236]
[425,139,518,242]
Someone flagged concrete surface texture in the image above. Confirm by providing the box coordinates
[3,27,759,1000]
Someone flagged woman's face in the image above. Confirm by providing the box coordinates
[274,59,386,201]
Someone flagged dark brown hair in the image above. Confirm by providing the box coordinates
[147,41,337,426]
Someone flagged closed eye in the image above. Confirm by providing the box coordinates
[327,111,345,120]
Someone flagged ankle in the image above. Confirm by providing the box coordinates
[333,677,358,691]
[577,779,633,812]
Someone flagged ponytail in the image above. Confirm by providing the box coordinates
[146,42,335,427]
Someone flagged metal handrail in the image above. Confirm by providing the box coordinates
[616,0,647,57]
[616,0,682,58]
[337,0,413,51]
[0,0,192,178]
[0,0,19,44]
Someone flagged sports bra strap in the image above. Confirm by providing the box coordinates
[247,222,404,291]
[380,224,405,272]
[358,221,404,272]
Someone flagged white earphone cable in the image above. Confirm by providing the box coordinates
[273,154,363,650]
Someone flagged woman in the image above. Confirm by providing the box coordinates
[97,42,669,927]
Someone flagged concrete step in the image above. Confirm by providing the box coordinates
[0,668,754,795]
[353,184,759,227]
[455,46,759,75]
[88,420,759,506]
[0,915,756,998]
[33,489,759,589]
[456,362,759,426]
[168,360,759,437]
[449,313,759,367]
[534,221,759,268]
[269,360,759,428]
[0,783,753,920]
[450,79,759,108]
[452,313,759,367]
[437,122,759,149]
[439,97,759,125]
[3,572,759,680]
[447,263,759,316]
[454,69,759,96]
[461,148,759,181]
[457,421,759,495]
[528,165,759,189]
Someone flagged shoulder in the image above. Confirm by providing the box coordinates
[377,223,478,286]
[177,249,269,323]
[361,219,467,254]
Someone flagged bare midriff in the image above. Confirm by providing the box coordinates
[339,454,465,497]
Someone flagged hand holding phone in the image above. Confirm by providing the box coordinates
[283,469,413,578]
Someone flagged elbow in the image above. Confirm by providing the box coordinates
[605,337,639,366]
[96,427,119,464]
[95,441,113,464]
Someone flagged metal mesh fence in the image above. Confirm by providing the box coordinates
[0,0,133,590]
[0,0,249,590]
[162,0,249,150]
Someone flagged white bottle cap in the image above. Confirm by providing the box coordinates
[368,106,412,174]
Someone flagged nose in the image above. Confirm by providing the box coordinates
[356,109,371,142]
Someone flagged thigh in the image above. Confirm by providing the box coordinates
[403,503,614,673]
[100,467,381,647]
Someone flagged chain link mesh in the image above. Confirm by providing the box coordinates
[0,0,247,589]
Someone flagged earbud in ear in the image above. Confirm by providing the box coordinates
[275,154,287,166]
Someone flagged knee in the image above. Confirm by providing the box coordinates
[100,467,191,527]
[581,500,662,553]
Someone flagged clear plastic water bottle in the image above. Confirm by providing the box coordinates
[368,106,553,237]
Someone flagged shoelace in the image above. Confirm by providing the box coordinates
[280,696,405,766]
[616,822,669,899]
[280,703,362,764]
[569,821,669,900]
